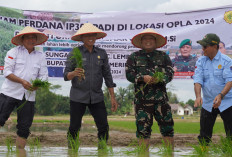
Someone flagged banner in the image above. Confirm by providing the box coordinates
[0,5,232,79]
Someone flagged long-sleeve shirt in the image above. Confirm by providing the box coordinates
[193,51,232,112]
[125,49,174,105]
[63,45,115,104]
[1,45,48,101]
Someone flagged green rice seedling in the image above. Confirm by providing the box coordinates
[67,132,80,153]
[97,138,113,155]
[124,138,150,155]
[5,137,14,152]
[31,79,51,88]
[17,79,51,110]
[28,137,41,153]
[135,71,165,95]
[71,47,85,81]
[158,139,173,156]
[211,136,232,156]
[192,139,210,157]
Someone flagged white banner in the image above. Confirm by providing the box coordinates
[0,5,231,79]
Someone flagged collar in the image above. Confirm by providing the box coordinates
[20,45,36,54]
[140,49,157,54]
[213,50,221,60]
[81,45,96,53]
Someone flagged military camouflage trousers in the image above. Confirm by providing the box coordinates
[135,102,174,139]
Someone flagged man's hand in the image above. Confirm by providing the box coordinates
[144,75,159,84]
[194,97,203,107]
[110,97,118,112]
[73,68,84,78]
[213,94,222,109]
[21,80,33,90]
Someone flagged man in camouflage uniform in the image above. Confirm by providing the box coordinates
[125,28,174,150]
[172,39,198,72]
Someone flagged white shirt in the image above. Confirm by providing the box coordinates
[1,45,48,101]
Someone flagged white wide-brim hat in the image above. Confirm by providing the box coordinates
[11,26,48,46]
[131,28,167,48]
[71,23,107,41]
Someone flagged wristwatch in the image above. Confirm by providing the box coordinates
[219,93,224,99]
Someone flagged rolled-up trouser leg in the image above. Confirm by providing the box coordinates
[16,101,35,139]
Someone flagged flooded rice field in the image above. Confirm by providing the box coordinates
[0,146,194,157]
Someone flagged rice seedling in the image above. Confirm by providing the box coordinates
[28,137,41,153]
[135,71,164,95]
[67,132,80,153]
[71,47,85,81]
[97,138,113,155]
[124,138,150,155]
[211,136,232,156]
[158,139,173,156]
[17,79,51,110]
[192,139,210,157]
[5,137,14,152]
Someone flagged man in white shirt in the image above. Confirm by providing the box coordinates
[0,26,48,149]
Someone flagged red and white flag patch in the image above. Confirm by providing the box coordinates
[8,56,13,59]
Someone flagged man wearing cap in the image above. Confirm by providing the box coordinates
[194,33,232,146]
[64,23,118,148]
[0,26,48,149]
[172,39,198,72]
[125,28,174,150]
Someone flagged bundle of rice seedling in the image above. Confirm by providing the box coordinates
[71,47,85,81]
[135,71,165,95]
[17,79,51,110]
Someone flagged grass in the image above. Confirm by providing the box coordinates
[7,115,226,134]
[83,118,225,134]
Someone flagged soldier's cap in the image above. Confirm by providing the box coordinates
[197,33,220,46]
[131,28,167,49]
[71,23,107,41]
[179,39,192,48]
[11,26,48,46]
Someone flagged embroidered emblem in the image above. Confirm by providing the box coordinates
[218,64,222,69]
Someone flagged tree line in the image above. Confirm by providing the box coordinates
[31,83,196,116]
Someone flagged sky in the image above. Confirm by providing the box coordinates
[0,0,231,13]
[0,0,231,102]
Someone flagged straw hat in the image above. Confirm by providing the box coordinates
[131,28,167,48]
[11,26,48,46]
[71,23,107,41]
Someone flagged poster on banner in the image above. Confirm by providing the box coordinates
[0,5,232,79]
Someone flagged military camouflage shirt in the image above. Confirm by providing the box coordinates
[125,49,174,105]
[172,55,198,72]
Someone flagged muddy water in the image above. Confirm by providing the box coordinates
[0,146,194,157]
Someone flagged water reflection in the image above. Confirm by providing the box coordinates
[0,146,194,157]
